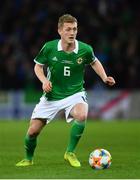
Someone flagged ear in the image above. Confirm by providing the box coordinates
[58,28,61,36]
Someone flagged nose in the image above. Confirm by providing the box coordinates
[70,29,74,34]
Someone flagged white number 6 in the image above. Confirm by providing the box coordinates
[64,66,70,76]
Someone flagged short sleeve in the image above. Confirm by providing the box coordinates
[85,45,96,64]
[34,43,48,65]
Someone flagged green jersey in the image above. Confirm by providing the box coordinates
[34,39,96,100]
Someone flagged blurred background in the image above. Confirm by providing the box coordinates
[0,0,140,120]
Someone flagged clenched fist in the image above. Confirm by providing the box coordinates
[104,76,116,86]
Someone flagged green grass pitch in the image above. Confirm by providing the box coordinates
[0,119,140,179]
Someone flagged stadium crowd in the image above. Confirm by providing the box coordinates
[0,0,139,90]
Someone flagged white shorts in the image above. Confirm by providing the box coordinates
[31,91,88,123]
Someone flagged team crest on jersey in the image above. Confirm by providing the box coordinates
[77,57,83,64]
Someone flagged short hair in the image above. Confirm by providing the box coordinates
[58,14,77,29]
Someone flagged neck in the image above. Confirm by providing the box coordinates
[61,40,75,52]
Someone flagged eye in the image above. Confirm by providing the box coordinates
[65,28,71,31]
[73,28,77,31]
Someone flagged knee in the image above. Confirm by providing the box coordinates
[76,113,87,121]
[27,127,40,137]
[71,103,88,122]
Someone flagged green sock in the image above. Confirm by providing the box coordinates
[24,134,37,160]
[66,120,86,152]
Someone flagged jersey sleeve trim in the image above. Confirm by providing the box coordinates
[94,56,98,62]
[90,56,98,65]
[34,59,45,65]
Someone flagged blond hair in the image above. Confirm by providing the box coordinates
[58,14,77,29]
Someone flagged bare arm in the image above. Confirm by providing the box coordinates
[34,63,52,92]
[90,59,115,86]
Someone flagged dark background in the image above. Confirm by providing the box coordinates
[0,0,139,91]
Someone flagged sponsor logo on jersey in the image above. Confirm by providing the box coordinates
[77,57,83,64]
[62,60,73,64]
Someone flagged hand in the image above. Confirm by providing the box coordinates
[104,76,116,86]
[42,79,52,92]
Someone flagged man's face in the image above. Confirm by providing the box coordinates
[58,22,78,44]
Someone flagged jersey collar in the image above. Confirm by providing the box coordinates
[57,39,78,54]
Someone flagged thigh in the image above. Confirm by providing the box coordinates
[31,96,59,123]
[70,103,88,121]
[64,91,88,122]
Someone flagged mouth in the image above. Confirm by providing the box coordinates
[69,37,75,40]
